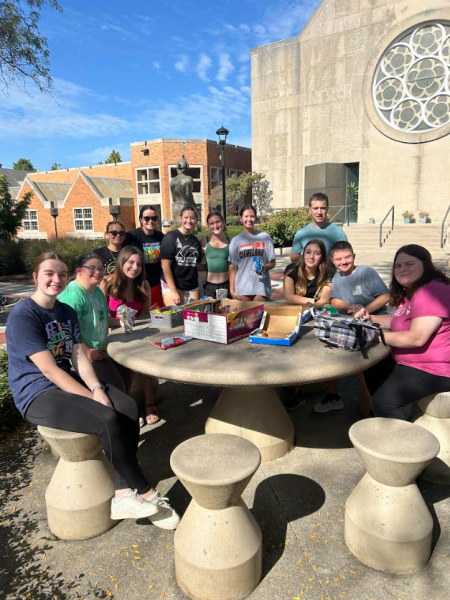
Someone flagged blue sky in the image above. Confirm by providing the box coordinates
[1,0,321,171]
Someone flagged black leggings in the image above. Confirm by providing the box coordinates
[25,381,152,494]
[365,355,450,419]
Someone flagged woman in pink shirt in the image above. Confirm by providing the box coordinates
[102,246,159,426]
[357,244,450,419]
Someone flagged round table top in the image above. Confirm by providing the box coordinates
[107,318,391,388]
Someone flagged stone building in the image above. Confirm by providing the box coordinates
[251,0,450,225]
[15,139,251,240]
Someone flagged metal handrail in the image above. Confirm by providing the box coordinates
[379,205,395,247]
[329,204,350,226]
[441,204,450,248]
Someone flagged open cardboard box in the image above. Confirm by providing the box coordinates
[249,305,311,346]
[183,299,264,344]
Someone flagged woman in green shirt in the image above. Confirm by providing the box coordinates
[200,211,231,298]
[58,252,124,391]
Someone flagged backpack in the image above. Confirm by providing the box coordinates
[311,308,386,359]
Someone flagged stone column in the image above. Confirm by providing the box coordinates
[170,434,262,600]
[345,418,439,574]
[38,427,116,540]
[414,391,450,484]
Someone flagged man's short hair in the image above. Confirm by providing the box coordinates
[308,192,329,207]
[331,241,354,256]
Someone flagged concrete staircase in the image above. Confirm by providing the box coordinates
[343,224,448,261]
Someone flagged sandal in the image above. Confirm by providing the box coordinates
[139,417,145,428]
[145,404,160,425]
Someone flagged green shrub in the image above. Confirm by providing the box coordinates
[226,215,240,227]
[0,350,21,431]
[0,240,26,276]
[260,208,312,248]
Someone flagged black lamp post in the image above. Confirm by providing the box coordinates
[216,125,229,221]
[50,202,58,238]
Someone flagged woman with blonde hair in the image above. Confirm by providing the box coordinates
[283,239,331,307]
[102,246,159,426]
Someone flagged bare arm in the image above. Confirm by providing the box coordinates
[197,238,207,272]
[283,277,312,306]
[290,252,301,264]
[229,263,241,300]
[161,259,181,305]
[263,259,276,273]
[82,342,105,361]
[331,297,352,311]
[354,307,393,329]
[384,316,442,348]
[365,293,390,315]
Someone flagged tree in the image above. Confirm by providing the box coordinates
[50,162,61,170]
[0,174,32,240]
[105,150,122,164]
[0,1,62,94]
[210,172,274,215]
[12,157,35,171]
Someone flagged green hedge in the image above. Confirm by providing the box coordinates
[0,350,21,432]
[0,237,106,277]
[260,208,312,248]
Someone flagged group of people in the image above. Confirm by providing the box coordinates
[6,191,450,529]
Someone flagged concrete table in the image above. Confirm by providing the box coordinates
[107,320,390,462]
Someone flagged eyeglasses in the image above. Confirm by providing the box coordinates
[142,216,158,222]
[108,230,126,237]
[81,265,105,274]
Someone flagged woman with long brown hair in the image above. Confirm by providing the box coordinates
[357,244,450,419]
[102,246,159,426]
[283,238,331,307]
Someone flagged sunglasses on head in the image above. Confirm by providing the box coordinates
[142,215,158,222]
[108,230,126,237]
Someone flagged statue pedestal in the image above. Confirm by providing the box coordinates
[170,434,262,600]
[172,199,196,223]
[345,418,439,574]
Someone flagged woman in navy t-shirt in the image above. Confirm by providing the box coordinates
[6,251,179,528]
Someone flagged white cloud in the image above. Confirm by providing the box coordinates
[197,54,212,81]
[237,65,249,86]
[217,53,234,82]
[174,54,189,73]
[153,61,162,70]
[240,86,251,95]
[239,24,250,33]
[252,24,266,35]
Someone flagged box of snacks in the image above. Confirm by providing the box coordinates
[151,299,218,329]
[183,300,264,344]
[249,306,311,346]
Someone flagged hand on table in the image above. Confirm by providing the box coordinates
[231,290,242,301]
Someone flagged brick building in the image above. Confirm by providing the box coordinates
[15,139,251,240]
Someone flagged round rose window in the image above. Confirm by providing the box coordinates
[373,23,450,133]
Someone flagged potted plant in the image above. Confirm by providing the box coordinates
[419,211,429,224]
[402,210,414,224]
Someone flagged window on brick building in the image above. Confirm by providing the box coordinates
[229,169,244,179]
[170,166,202,193]
[136,167,160,194]
[73,208,94,231]
[210,167,222,190]
[23,210,39,231]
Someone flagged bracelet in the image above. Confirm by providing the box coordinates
[91,382,105,393]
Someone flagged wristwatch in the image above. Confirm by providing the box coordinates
[91,382,105,393]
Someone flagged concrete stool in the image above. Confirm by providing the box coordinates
[414,391,450,484]
[38,426,116,540]
[345,418,440,574]
[170,434,262,600]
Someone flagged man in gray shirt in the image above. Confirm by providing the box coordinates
[330,241,390,315]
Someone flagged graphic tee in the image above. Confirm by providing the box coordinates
[93,246,120,276]
[125,228,164,287]
[6,298,81,417]
[229,231,276,298]
[160,230,202,291]
[330,266,389,315]
[291,223,347,256]
[58,282,109,351]
[391,281,450,377]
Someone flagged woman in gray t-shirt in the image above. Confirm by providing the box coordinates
[229,205,276,301]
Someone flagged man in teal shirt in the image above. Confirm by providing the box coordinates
[290,192,348,262]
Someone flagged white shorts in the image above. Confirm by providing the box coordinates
[160,280,199,295]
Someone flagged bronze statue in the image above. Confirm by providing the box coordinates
[170,155,196,222]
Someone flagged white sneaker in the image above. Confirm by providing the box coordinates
[313,398,344,414]
[111,489,160,520]
[146,490,180,530]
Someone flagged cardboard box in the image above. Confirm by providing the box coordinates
[183,300,264,344]
[151,299,219,329]
[249,306,311,346]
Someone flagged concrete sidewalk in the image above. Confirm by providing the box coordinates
[1,376,449,600]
